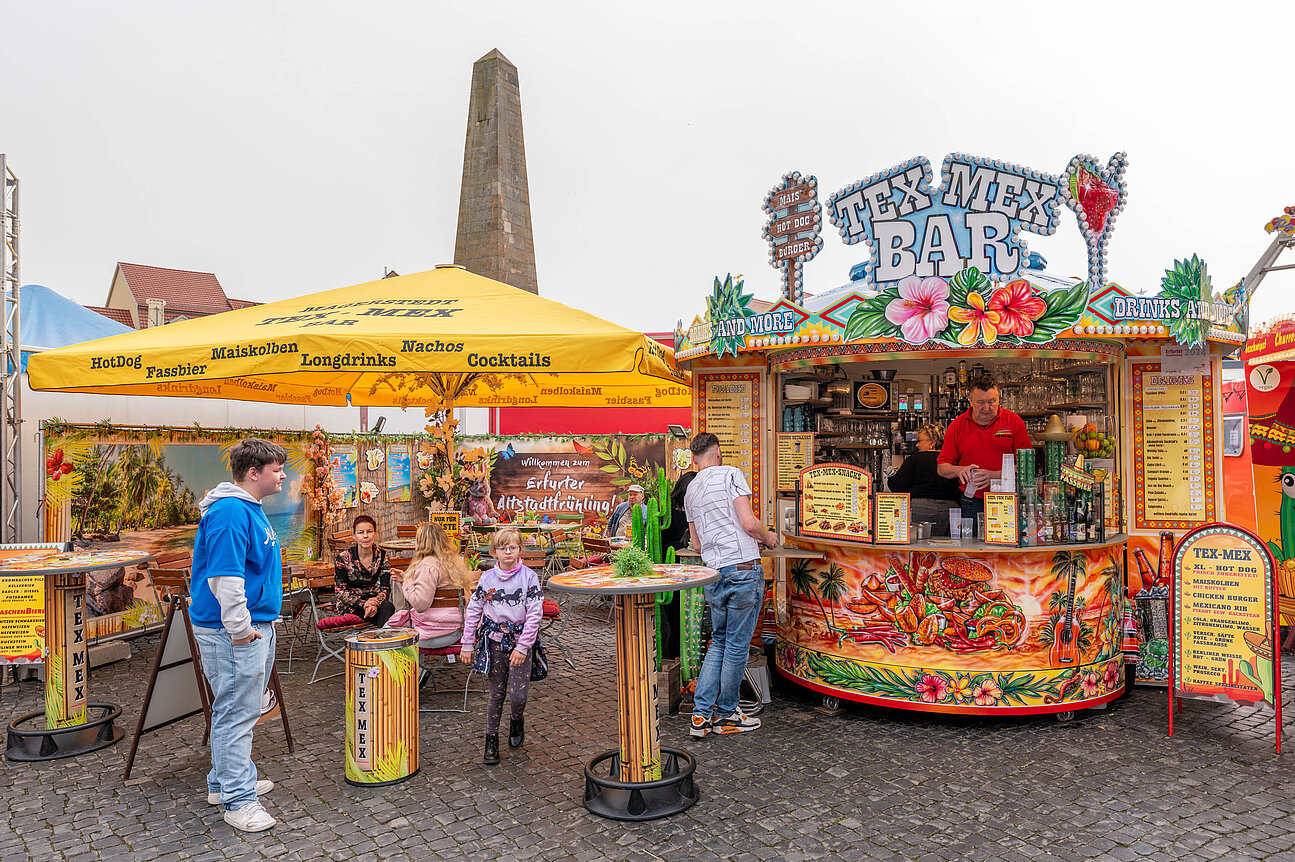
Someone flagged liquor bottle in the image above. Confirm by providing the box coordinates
[957,360,968,386]
[1134,549,1155,592]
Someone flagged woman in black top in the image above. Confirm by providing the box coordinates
[889,423,961,536]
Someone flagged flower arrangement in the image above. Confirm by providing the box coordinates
[418,409,494,510]
[306,426,346,524]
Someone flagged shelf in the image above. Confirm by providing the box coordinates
[1048,402,1109,410]
[822,444,889,450]
[1048,363,1114,377]
[783,397,833,405]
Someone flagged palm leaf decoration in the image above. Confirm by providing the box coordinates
[41,434,96,508]
[706,274,754,358]
[1159,255,1211,347]
[816,564,848,627]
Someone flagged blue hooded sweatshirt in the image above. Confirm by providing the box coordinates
[189,483,283,631]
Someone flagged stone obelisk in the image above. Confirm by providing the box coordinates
[452,49,539,294]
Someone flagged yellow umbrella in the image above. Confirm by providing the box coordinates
[27,266,689,408]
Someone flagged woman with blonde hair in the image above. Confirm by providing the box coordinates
[888,422,962,536]
[388,522,473,643]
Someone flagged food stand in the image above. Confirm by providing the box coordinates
[673,154,1247,716]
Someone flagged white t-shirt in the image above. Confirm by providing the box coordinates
[683,465,760,569]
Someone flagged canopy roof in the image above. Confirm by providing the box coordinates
[15,284,133,371]
[26,266,689,408]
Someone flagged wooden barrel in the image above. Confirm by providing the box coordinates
[344,627,419,786]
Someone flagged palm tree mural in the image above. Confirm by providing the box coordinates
[817,563,848,629]
[73,444,200,535]
[788,559,830,625]
[1040,550,1094,652]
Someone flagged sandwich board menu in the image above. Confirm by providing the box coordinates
[697,372,762,517]
[798,463,872,543]
[1132,362,1216,531]
[983,493,1019,546]
[874,493,910,544]
[428,512,462,550]
[1169,523,1280,752]
[776,433,815,492]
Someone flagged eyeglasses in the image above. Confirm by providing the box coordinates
[497,544,521,552]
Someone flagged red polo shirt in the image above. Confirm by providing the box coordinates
[937,408,1032,497]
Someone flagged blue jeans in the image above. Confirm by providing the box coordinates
[193,622,276,810]
[693,563,763,720]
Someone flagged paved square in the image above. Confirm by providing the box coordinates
[2,602,1294,861]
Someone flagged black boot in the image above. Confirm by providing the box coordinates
[508,718,525,749]
[482,734,500,766]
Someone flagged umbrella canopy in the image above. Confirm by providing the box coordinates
[26,266,689,408]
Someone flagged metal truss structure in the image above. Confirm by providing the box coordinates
[2,155,22,541]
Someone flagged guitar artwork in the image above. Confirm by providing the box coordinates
[1049,563,1082,667]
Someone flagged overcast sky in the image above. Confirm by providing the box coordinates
[3,1,1292,332]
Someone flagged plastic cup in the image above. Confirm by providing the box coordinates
[962,518,975,540]
[949,508,962,538]
[977,513,985,539]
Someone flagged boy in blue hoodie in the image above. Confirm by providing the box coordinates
[190,438,287,833]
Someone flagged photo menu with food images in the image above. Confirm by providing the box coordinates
[1132,362,1216,530]
[799,463,872,543]
[698,372,762,517]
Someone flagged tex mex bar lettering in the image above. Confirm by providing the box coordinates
[256,298,463,328]
[828,155,1061,285]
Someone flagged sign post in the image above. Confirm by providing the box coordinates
[1169,523,1281,753]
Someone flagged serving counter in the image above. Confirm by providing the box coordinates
[774,534,1126,715]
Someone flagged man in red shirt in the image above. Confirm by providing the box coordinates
[937,374,1032,521]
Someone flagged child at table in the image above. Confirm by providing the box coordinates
[460,527,544,766]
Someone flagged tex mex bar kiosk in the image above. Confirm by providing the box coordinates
[673,153,1248,717]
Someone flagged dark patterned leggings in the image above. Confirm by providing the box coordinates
[485,639,532,735]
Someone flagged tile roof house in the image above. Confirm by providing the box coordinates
[88,262,259,328]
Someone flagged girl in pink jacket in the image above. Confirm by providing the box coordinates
[388,523,473,641]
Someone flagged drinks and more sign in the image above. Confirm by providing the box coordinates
[1169,523,1280,750]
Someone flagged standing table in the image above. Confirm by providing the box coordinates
[2,549,153,761]
[547,563,719,821]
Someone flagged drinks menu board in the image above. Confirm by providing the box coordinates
[983,492,1019,546]
[697,372,762,518]
[1171,524,1277,708]
[799,463,872,543]
[874,493,910,544]
[776,433,815,492]
[1132,362,1216,531]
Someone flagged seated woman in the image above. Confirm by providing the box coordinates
[389,522,474,643]
[333,514,395,626]
[888,422,962,537]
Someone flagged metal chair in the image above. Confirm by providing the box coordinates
[417,588,482,713]
[304,572,368,684]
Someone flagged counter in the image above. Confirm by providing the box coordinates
[775,534,1126,715]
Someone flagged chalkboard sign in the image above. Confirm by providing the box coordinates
[1169,522,1281,752]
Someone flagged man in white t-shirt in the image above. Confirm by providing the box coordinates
[683,432,778,738]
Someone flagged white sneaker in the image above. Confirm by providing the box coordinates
[223,800,276,833]
[713,710,761,734]
[208,779,274,805]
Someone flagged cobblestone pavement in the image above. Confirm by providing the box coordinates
[3,602,1295,862]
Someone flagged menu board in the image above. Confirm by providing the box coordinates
[983,492,1019,546]
[874,493,910,544]
[1172,524,1277,708]
[799,463,872,543]
[776,433,815,492]
[697,372,762,517]
[429,512,462,550]
[386,443,411,502]
[330,444,358,508]
[1132,362,1216,531]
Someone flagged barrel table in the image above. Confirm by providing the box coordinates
[547,563,719,821]
[1,548,153,761]
[344,627,420,786]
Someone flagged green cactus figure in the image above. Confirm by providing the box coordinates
[1238,655,1275,706]
[628,467,677,671]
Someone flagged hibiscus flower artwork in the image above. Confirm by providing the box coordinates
[915,673,950,703]
[884,275,952,344]
[948,291,1003,346]
[972,677,1002,706]
[986,280,1048,337]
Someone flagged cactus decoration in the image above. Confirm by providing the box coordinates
[630,467,678,672]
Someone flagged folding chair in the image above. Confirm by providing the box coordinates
[327,529,354,558]
[305,572,368,684]
[276,564,312,673]
[395,525,418,539]
[417,588,482,713]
